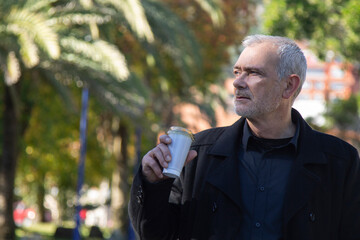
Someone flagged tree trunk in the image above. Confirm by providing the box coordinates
[162,97,175,129]
[0,85,19,239]
[36,172,46,222]
[110,117,130,236]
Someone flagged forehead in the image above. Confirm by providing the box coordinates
[234,42,279,69]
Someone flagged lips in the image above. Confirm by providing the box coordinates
[234,90,251,100]
[236,95,250,100]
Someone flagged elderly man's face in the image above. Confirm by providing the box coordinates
[232,42,285,119]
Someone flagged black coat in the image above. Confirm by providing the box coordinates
[129,109,360,240]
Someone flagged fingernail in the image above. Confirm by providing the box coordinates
[166,155,171,161]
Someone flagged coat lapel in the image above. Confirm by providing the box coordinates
[205,119,245,210]
[282,156,323,224]
[283,111,328,226]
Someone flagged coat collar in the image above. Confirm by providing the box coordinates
[292,108,328,164]
[207,108,327,163]
[207,117,245,157]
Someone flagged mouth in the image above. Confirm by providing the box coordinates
[235,95,250,100]
[235,93,251,102]
[234,90,251,101]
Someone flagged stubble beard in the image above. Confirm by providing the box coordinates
[234,93,282,119]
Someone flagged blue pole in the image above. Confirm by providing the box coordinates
[73,86,89,240]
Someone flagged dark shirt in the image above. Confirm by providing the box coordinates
[238,119,299,240]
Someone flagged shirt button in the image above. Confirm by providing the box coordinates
[212,202,218,212]
[259,186,265,192]
[136,195,143,204]
[136,186,144,204]
[309,212,316,222]
[255,222,261,228]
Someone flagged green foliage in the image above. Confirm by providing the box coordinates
[325,94,359,129]
[98,0,155,42]
[44,1,150,118]
[0,0,60,84]
[0,0,152,117]
[16,82,114,217]
[341,0,360,60]
[130,0,256,128]
[262,0,360,61]
[142,0,202,88]
[1,0,156,226]
[194,0,225,27]
[60,37,129,80]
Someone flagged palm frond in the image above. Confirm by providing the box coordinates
[86,77,145,118]
[6,8,60,59]
[39,66,77,113]
[89,21,99,39]
[142,0,202,84]
[60,37,129,80]
[5,51,21,85]
[18,32,40,68]
[0,1,21,14]
[93,40,129,80]
[24,0,57,12]
[40,58,148,117]
[79,0,94,9]
[97,0,154,43]
[48,13,111,26]
[194,0,225,27]
[60,53,107,75]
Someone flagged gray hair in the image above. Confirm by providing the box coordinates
[242,34,307,99]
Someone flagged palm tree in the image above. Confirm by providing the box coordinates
[0,0,225,237]
[0,1,61,238]
[0,0,154,237]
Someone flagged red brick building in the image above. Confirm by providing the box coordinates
[299,46,359,102]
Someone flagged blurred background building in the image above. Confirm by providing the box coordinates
[294,42,359,124]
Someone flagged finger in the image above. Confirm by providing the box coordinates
[157,143,172,163]
[152,146,168,168]
[147,157,164,179]
[142,154,163,180]
[159,134,172,144]
[185,150,197,165]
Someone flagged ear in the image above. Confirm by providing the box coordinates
[282,74,300,99]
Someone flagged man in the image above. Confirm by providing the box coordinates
[129,35,360,240]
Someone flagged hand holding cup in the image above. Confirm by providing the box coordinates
[142,129,197,183]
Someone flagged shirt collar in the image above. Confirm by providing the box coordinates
[241,115,300,152]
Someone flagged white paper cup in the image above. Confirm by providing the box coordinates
[163,126,194,178]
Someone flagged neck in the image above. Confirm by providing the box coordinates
[246,108,295,139]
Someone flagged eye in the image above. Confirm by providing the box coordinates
[233,70,241,76]
[248,70,262,76]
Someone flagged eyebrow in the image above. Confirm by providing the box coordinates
[233,65,265,74]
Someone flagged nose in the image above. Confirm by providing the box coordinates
[233,74,247,89]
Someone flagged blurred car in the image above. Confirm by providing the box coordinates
[13,201,36,227]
